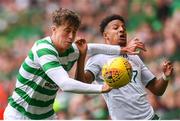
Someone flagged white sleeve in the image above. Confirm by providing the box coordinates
[87,43,121,56]
[85,55,101,81]
[46,66,103,94]
[136,56,156,86]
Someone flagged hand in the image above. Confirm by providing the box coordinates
[75,37,87,56]
[162,59,174,77]
[121,38,146,55]
[101,83,112,93]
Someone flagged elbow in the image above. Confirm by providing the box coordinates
[60,86,71,92]
[59,83,71,92]
[58,80,71,92]
[59,85,67,92]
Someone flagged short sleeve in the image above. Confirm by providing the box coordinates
[136,56,156,86]
[85,55,102,80]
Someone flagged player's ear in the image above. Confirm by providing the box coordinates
[103,32,109,44]
[103,32,108,39]
[51,25,56,32]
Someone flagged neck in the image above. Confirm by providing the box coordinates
[50,36,66,53]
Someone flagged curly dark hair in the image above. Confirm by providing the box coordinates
[100,14,125,34]
[52,8,81,30]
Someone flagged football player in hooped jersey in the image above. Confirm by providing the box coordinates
[77,15,174,120]
[3,8,146,120]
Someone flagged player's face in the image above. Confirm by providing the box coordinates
[52,23,77,51]
[104,20,127,47]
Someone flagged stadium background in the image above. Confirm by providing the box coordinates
[0,0,179,119]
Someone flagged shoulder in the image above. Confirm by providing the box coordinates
[127,55,146,67]
[35,37,55,50]
[86,54,107,66]
[88,54,109,61]
[36,37,53,46]
[128,55,140,59]
[34,37,58,57]
[87,54,117,67]
[128,55,143,62]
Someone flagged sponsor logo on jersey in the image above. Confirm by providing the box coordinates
[44,82,58,89]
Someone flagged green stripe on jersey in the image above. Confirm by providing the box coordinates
[36,39,54,47]
[28,50,34,61]
[9,97,54,119]
[22,62,55,84]
[62,59,77,71]
[15,88,54,107]
[17,73,57,96]
[59,46,75,57]
[37,48,58,57]
[42,61,60,72]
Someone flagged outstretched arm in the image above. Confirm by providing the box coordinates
[146,60,174,96]
[87,38,146,56]
[36,42,111,94]
[47,67,111,93]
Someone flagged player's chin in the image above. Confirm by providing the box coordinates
[65,42,72,48]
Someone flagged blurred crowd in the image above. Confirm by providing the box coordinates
[0,0,179,119]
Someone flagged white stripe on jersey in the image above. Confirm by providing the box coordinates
[11,91,54,115]
[58,52,79,65]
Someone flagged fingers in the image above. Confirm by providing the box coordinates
[167,63,173,71]
[126,51,140,55]
[162,60,174,75]
[75,40,85,45]
[163,60,172,66]
[128,38,146,51]
[130,37,139,42]
[134,42,146,51]
[101,82,112,93]
[75,37,87,45]
[168,65,173,72]
[128,43,146,52]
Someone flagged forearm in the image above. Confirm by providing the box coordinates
[76,57,95,84]
[75,54,86,82]
[155,78,169,96]
[87,43,121,56]
[60,78,102,93]
[47,67,102,94]
[147,77,169,96]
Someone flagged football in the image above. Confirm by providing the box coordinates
[102,57,132,88]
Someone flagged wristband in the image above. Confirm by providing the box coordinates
[162,73,171,81]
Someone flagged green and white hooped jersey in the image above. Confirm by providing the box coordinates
[8,36,79,119]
